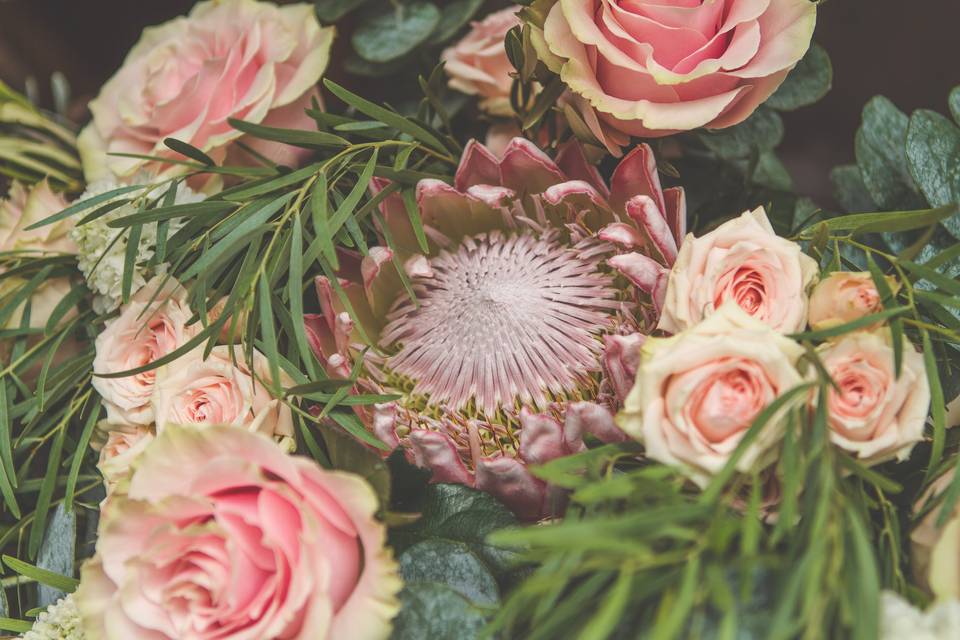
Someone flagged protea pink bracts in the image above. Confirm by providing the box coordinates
[305,137,682,518]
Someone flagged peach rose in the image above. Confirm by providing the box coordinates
[75,424,402,639]
[443,6,521,116]
[818,331,929,464]
[92,276,198,426]
[912,470,960,601]
[808,271,899,331]
[659,207,818,334]
[78,0,335,183]
[152,345,294,445]
[618,302,804,486]
[530,0,817,137]
[95,423,155,489]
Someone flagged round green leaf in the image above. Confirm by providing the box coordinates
[766,43,832,111]
[905,109,960,238]
[700,107,784,159]
[390,582,489,640]
[315,0,373,23]
[352,2,441,63]
[398,540,499,606]
[428,0,485,45]
[854,96,925,211]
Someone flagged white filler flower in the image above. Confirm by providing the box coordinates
[70,180,203,313]
[23,594,85,640]
[880,591,960,639]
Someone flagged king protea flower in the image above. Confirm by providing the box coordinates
[306,138,684,518]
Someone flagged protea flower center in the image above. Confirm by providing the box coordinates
[380,230,618,417]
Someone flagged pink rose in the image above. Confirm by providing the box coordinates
[75,424,402,639]
[152,345,294,445]
[92,276,198,426]
[808,271,898,331]
[95,423,155,489]
[78,0,335,183]
[531,0,817,136]
[659,207,818,334]
[911,470,960,600]
[818,331,929,464]
[443,6,522,116]
[618,302,804,486]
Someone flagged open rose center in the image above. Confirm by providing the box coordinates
[715,265,770,320]
[828,357,888,440]
[174,378,246,424]
[690,364,766,442]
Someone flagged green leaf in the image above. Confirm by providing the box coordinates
[227,118,347,148]
[922,330,947,484]
[22,184,146,231]
[950,86,960,126]
[865,254,903,376]
[36,503,76,607]
[854,96,925,211]
[29,424,67,559]
[65,402,100,512]
[428,0,486,44]
[389,582,490,640]
[0,618,31,633]
[352,2,441,63]
[905,109,960,237]
[845,510,880,640]
[830,164,877,213]
[320,419,391,507]
[579,570,633,640]
[0,382,19,518]
[398,540,499,606]
[766,43,832,111]
[164,137,215,165]
[788,305,911,341]
[2,555,79,592]
[391,484,518,577]
[314,0,372,22]
[700,107,783,159]
[324,79,450,153]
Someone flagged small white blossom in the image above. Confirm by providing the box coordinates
[880,591,960,639]
[22,594,84,640]
[70,180,203,313]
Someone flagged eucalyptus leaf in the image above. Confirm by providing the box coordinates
[854,96,925,210]
[389,582,490,640]
[905,109,960,237]
[398,540,500,606]
[353,2,441,63]
[428,0,486,44]
[766,43,832,111]
[314,0,372,22]
[36,503,76,607]
[700,107,783,159]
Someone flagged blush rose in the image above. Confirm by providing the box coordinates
[92,276,198,426]
[618,302,804,486]
[531,0,817,137]
[443,6,522,116]
[75,424,402,639]
[808,271,898,331]
[78,0,335,183]
[151,345,294,446]
[818,330,929,464]
[659,207,818,334]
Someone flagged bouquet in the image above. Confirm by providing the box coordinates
[1,1,959,638]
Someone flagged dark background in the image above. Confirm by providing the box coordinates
[1,0,958,201]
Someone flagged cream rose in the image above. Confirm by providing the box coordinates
[618,302,805,486]
[94,423,155,489]
[819,331,929,464]
[92,276,198,425]
[0,180,77,331]
[808,271,898,331]
[912,470,960,601]
[659,207,818,334]
[78,0,335,183]
[152,345,294,444]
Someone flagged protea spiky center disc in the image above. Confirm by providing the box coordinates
[380,230,619,417]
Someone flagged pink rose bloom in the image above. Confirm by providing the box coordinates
[78,0,335,183]
[818,331,929,464]
[92,276,198,426]
[808,271,898,331]
[531,0,817,136]
[95,423,155,489]
[443,6,522,116]
[659,207,818,334]
[152,345,294,445]
[618,302,804,486]
[75,424,402,639]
